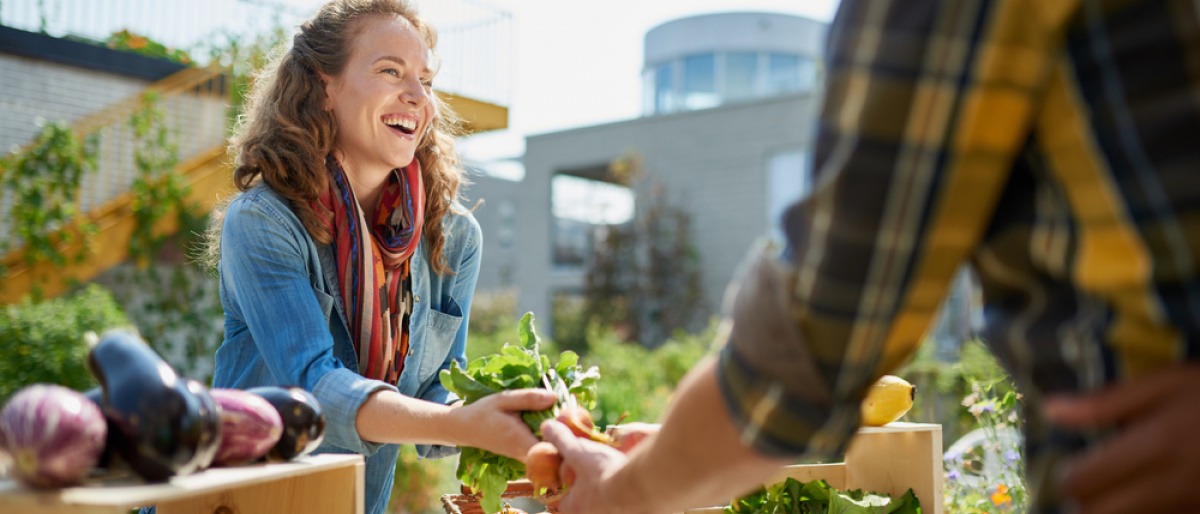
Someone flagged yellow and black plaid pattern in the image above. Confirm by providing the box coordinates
[716,0,1200,510]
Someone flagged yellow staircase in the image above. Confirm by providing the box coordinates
[1,66,235,304]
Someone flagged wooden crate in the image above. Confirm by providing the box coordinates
[0,453,364,514]
[688,422,943,514]
[442,423,943,514]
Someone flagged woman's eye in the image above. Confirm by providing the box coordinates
[420,79,434,88]
[382,68,400,77]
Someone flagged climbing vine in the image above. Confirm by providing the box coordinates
[128,92,191,266]
[0,122,99,299]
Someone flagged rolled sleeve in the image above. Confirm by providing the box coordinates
[314,368,396,456]
[714,242,860,460]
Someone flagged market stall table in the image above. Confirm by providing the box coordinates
[0,453,364,514]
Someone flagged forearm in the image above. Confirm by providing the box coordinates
[355,389,463,446]
[606,358,791,514]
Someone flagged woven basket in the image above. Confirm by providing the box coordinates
[441,480,561,514]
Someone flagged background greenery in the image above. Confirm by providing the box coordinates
[0,284,130,403]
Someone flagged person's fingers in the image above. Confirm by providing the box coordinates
[490,388,557,411]
[1059,417,1161,500]
[541,419,585,457]
[610,423,659,454]
[1044,364,1200,428]
[1073,463,1193,514]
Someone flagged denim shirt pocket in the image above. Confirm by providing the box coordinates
[418,297,463,383]
[313,289,334,318]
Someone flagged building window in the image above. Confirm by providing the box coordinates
[723,51,759,101]
[766,149,810,242]
[497,199,515,249]
[766,53,801,94]
[551,173,635,267]
[654,62,677,114]
[681,53,718,110]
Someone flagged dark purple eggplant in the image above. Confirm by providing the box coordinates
[86,329,221,482]
[183,378,222,471]
[82,388,119,470]
[246,386,326,461]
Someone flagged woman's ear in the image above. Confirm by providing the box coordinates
[317,72,334,111]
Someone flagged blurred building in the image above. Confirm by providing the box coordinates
[468,12,827,340]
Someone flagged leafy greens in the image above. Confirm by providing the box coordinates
[726,478,921,514]
[440,312,600,514]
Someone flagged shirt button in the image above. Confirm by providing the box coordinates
[414,295,421,302]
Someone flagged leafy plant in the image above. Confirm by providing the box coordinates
[106,29,193,65]
[0,284,130,403]
[728,478,920,514]
[0,121,99,298]
[128,92,189,266]
[583,320,713,429]
[943,378,1025,513]
[440,312,600,514]
[583,182,704,348]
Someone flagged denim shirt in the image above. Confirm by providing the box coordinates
[212,183,480,514]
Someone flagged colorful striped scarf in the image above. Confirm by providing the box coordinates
[316,156,424,384]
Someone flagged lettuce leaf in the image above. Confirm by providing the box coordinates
[727,478,921,514]
[440,312,600,514]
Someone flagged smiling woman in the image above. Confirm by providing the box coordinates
[199,2,555,514]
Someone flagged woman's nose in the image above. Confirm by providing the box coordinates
[400,79,430,107]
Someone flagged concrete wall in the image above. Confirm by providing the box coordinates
[0,53,151,151]
[498,92,817,337]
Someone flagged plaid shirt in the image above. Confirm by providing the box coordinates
[716,0,1200,510]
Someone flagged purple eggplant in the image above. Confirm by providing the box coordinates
[0,384,107,488]
[209,388,283,466]
[87,329,221,482]
[246,386,326,461]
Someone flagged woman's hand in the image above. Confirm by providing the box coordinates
[451,389,556,460]
[1045,363,1200,514]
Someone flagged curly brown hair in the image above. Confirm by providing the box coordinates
[227,0,465,274]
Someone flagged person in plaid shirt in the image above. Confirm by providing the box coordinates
[541,1,1200,513]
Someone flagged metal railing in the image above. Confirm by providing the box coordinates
[0,0,511,105]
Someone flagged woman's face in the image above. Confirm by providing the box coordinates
[322,14,435,181]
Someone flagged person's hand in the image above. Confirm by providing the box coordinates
[451,389,556,460]
[1044,362,1200,514]
[606,422,660,454]
[541,419,631,514]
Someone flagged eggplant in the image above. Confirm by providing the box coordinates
[0,384,107,488]
[246,386,326,461]
[209,388,282,466]
[183,378,222,471]
[86,329,221,482]
[82,388,119,470]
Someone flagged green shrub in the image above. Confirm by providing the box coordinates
[582,320,715,428]
[0,284,131,402]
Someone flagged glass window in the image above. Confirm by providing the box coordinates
[766,53,801,94]
[797,56,819,92]
[551,174,635,267]
[682,53,718,110]
[723,51,759,101]
[655,62,676,114]
[641,67,657,116]
[766,149,810,242]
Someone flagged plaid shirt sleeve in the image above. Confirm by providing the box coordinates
[716,0,1062,458]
